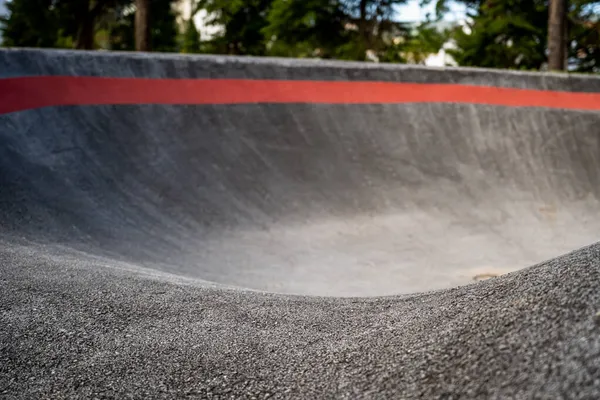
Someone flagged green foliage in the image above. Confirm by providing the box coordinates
[103,0,178,51]
[107,4,136,50]
[427,0,600,72]
[6,0,594,74]
[0,0,448,63]
[2,0,177,51]
[448,0,548,70]
[198,0,272,55]
[339,0,411,61]
[1,0,118,49]
[195,0,446,62]
[399,22,450,64]
[55,29,76,48]
[150,0,178,51]
[1,0,60,47]
[568,1,600,72]
[181,18,201,53]
[264,0,348,58]
[263,0,437,61]
[570,21,599,72]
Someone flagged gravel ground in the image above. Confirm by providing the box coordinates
[1,239,599,399]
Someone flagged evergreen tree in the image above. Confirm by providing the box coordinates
[1,0,62,48]
[181,18,201,53]
[1,0,178,51]
[449,0,548,70]
[109,0,178,51]
[198,0,273,55]
[429,0,600,72]
[263,0,348,58]
[263,0,412,61]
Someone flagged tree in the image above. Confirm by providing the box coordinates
[181,18,201,53]
[1,0,179,52]
[429,0,600,72]
[339,0,409,60]
[49,0,117,50]
[448,0,548,70]
[548,0,567,70]
[135,0,150,50]
[109,0,178,51]
[0,0,142,50]
[262,0,415,61]
[567,0,600,72]
[193,0,444,62]
[396,21,450,64]
[1,0,116,49]
[73,0,117,49]
[1,0,60,48]
[197,0,273,55]
[179,0,202,53]
[149,0,178,51]
[263,0,348,58]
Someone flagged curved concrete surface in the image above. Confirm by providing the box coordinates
[1,49,600,398]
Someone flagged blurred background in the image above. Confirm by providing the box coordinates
[0,0,598,72]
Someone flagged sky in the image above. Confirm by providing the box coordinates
[395,0,468,22]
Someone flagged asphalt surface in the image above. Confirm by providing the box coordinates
[1,49,600,398]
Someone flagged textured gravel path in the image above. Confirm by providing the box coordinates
[1,240,600,399]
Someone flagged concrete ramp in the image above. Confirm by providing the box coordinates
[1,49,600,398]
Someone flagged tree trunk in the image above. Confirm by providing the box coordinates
[564,12,570,69]
[74,0,109,50]
[75,13,95,50]
[74,0,94,50]
[548,0,566,70]
[359,0,367,25]
[135,0,151,51]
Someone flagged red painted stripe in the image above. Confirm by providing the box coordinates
[1,76,600,115]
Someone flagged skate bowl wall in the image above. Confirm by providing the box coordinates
[1,49,600,297]
[2,49,600,398]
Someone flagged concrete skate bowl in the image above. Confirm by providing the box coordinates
[1,49,600,398]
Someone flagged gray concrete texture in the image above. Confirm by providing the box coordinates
[1,49,600,398]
